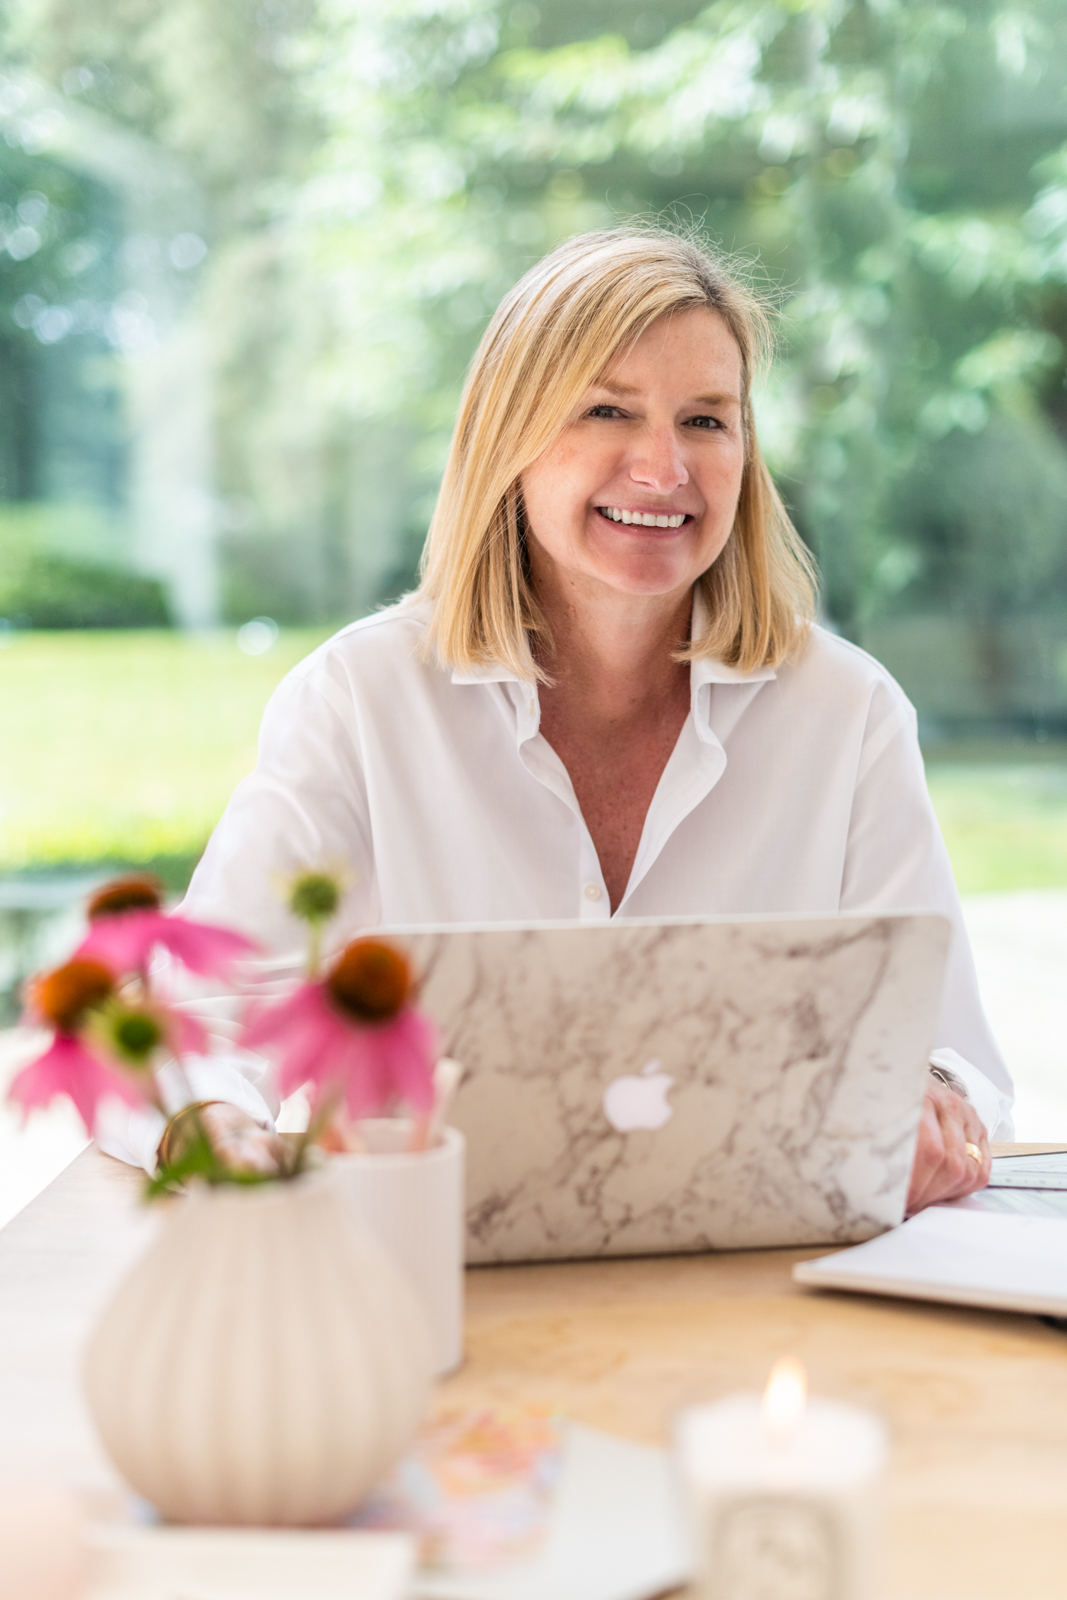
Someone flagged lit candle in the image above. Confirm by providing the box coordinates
[675,1359,887,1600]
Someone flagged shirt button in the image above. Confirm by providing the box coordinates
[584,883,603,901]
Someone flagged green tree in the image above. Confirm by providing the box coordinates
[9,0,1067,640]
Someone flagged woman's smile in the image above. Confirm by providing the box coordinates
[595,506,691,528]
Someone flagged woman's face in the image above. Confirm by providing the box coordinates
[520,307,746,608]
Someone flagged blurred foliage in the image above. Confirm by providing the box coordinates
[0,554,170,626]
[0,502,170,627]
[0,140,125,507]
[4,0,1067,634]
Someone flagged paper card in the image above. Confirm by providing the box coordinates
[411,1422,691,1600]
[351,1406,565,1571]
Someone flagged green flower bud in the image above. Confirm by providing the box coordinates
[91,999,166,1069]
[288,872,342,926]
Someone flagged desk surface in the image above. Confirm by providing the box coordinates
[1,1148,1066,1600]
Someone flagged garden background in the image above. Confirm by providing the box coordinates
[3,0,1067,1215]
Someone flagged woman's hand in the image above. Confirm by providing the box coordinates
[160,1102,286,1177]
[905,1079,991,1214]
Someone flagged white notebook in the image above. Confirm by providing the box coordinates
[794,1203,1067,1317]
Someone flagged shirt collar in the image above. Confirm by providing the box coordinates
[687,587,778,687]
[450,662,527,686]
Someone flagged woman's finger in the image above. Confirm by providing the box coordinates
[960,1101,992,1191]
[932,1086,987,1201]
[905,1090,946,1214]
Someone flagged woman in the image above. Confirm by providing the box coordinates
[100,226,1012,1210]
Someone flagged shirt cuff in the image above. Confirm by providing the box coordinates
[94,1098,169,1175]
[929,1047,1015,1141]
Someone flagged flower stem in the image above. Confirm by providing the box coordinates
[306,921,323,980]
[290,1086,342,1174]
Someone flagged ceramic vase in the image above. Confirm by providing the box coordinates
[335,1122,465,1375]
[83,1168,434,1526]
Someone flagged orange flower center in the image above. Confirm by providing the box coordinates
[88,873,163,920]
[327,939,411,1024]
[32,959,115,1032]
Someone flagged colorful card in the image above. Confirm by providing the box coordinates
[351,1406,564,1571]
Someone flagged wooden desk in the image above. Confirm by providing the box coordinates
[2,1148,1066,1600]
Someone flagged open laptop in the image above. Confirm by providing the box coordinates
[390,912,950,1263]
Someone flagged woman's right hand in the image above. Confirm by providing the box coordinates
[160,1102,286,1177]
[905,1079,991,1214]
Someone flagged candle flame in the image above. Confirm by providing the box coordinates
[761,1357,807,1444]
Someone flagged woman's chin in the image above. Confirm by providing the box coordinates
[585,554,698,600]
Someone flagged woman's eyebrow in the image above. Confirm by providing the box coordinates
[591,381,740,407]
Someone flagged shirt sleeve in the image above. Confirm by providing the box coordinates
[182,661,378,951]
[96,663,375,1169]
[929,1047,1013,1140]
[839,681,1014,1139]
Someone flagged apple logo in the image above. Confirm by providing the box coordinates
[602,1058,676,1133]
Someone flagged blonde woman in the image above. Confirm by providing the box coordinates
[100,227,1012,1210]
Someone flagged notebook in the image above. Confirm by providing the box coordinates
[793,1201,1067,1316]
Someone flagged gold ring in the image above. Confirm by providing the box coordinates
[965,1141,982,1163]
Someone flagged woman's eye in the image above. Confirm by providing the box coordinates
[586,404,624,419]
[686,414,722,431]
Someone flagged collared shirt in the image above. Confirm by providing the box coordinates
[96,593,1013,1169]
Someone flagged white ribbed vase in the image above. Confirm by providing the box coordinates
[83,1168,434,1526]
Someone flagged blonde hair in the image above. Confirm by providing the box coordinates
[419,225,817,677]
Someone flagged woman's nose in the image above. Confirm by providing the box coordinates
[629,426,689,493]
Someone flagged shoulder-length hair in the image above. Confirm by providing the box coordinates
[419,225,817,678]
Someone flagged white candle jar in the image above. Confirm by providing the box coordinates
[675,1391,887,1600]
[333,1122,465,1376]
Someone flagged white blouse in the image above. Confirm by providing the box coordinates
[97,592,1014,1169]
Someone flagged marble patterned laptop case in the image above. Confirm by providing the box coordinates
[394,914,950,1263]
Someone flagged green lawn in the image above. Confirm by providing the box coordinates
[923,758,1067,894]
[0,629,331,884]
[3,631,1067,895]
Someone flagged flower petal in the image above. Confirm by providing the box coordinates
[8,1035,143,1136]
[384,1009,438,1113]
[76,911,156,973]
[157,916,258,976]
[170,1008,210,1058]
[338,1009,437,1120]
[243,979,437,1122]
[242,984,347,1097]
[78,911,256,979]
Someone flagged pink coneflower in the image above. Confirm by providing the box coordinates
[243,937,436,1121]
[8,959,143,1133]
[76,874,256,978]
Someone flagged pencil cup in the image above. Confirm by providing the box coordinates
[334,1122,465,1375]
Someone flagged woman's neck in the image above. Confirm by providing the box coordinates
[529,568,695,910]
[532,566,693,725]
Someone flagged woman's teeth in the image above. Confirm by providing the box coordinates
[598,507,687,528]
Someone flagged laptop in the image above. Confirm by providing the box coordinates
[391,912,950,1264]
